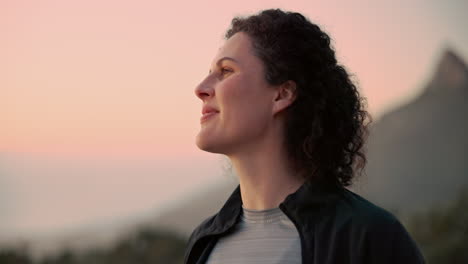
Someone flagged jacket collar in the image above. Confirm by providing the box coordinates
[196,178,343,239]
[184,178,345,264]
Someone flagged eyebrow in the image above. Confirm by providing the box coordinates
[216,56,238,65]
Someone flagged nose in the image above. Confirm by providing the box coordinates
[194,77,214,101]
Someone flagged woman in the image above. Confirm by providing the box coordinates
[185,9,425,264]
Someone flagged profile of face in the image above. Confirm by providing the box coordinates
[194,32,295,156]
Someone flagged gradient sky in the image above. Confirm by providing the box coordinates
[1,0,467,241]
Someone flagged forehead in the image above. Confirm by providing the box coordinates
[212,32,256,65]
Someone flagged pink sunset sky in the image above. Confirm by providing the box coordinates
[1,0,467,242]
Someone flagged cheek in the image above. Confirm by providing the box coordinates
[220,80,271,130]
[220,77,259,116]
[221,74,270,106]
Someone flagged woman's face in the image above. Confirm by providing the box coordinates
[194,32,278,155]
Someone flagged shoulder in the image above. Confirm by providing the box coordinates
[338,188,400,228]
[334,188,411,239]
[332,188,426,263]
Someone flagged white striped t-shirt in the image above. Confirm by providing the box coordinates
[205,204,302,264]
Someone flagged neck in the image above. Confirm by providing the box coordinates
[228,129,305,210]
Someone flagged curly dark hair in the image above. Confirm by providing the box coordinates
[225,9,372,187]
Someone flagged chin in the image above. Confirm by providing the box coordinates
[195,134,220,153]
[196,134,234,155]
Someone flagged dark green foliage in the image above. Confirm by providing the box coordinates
[407,187,468,264]
[0,228,186,264]
[0,248,33,264]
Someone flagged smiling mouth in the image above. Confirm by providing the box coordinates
[200,112,218,123]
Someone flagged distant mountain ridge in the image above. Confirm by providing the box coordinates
[426,49,468,93]
[357,48,468,213]
[154,48,468,236]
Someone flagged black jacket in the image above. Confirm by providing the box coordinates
[184,180,425,264]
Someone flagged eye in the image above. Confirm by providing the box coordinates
[220,67,233,75]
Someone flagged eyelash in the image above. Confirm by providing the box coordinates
[220,67,232,74]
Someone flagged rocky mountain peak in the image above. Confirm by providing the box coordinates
[427,48,468,92]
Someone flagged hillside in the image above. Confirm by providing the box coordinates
[358,49,468,214]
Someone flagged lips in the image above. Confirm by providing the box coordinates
[201,105,219,123]
[202,105,219,115]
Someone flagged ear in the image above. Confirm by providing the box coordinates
[272,80,297,116]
